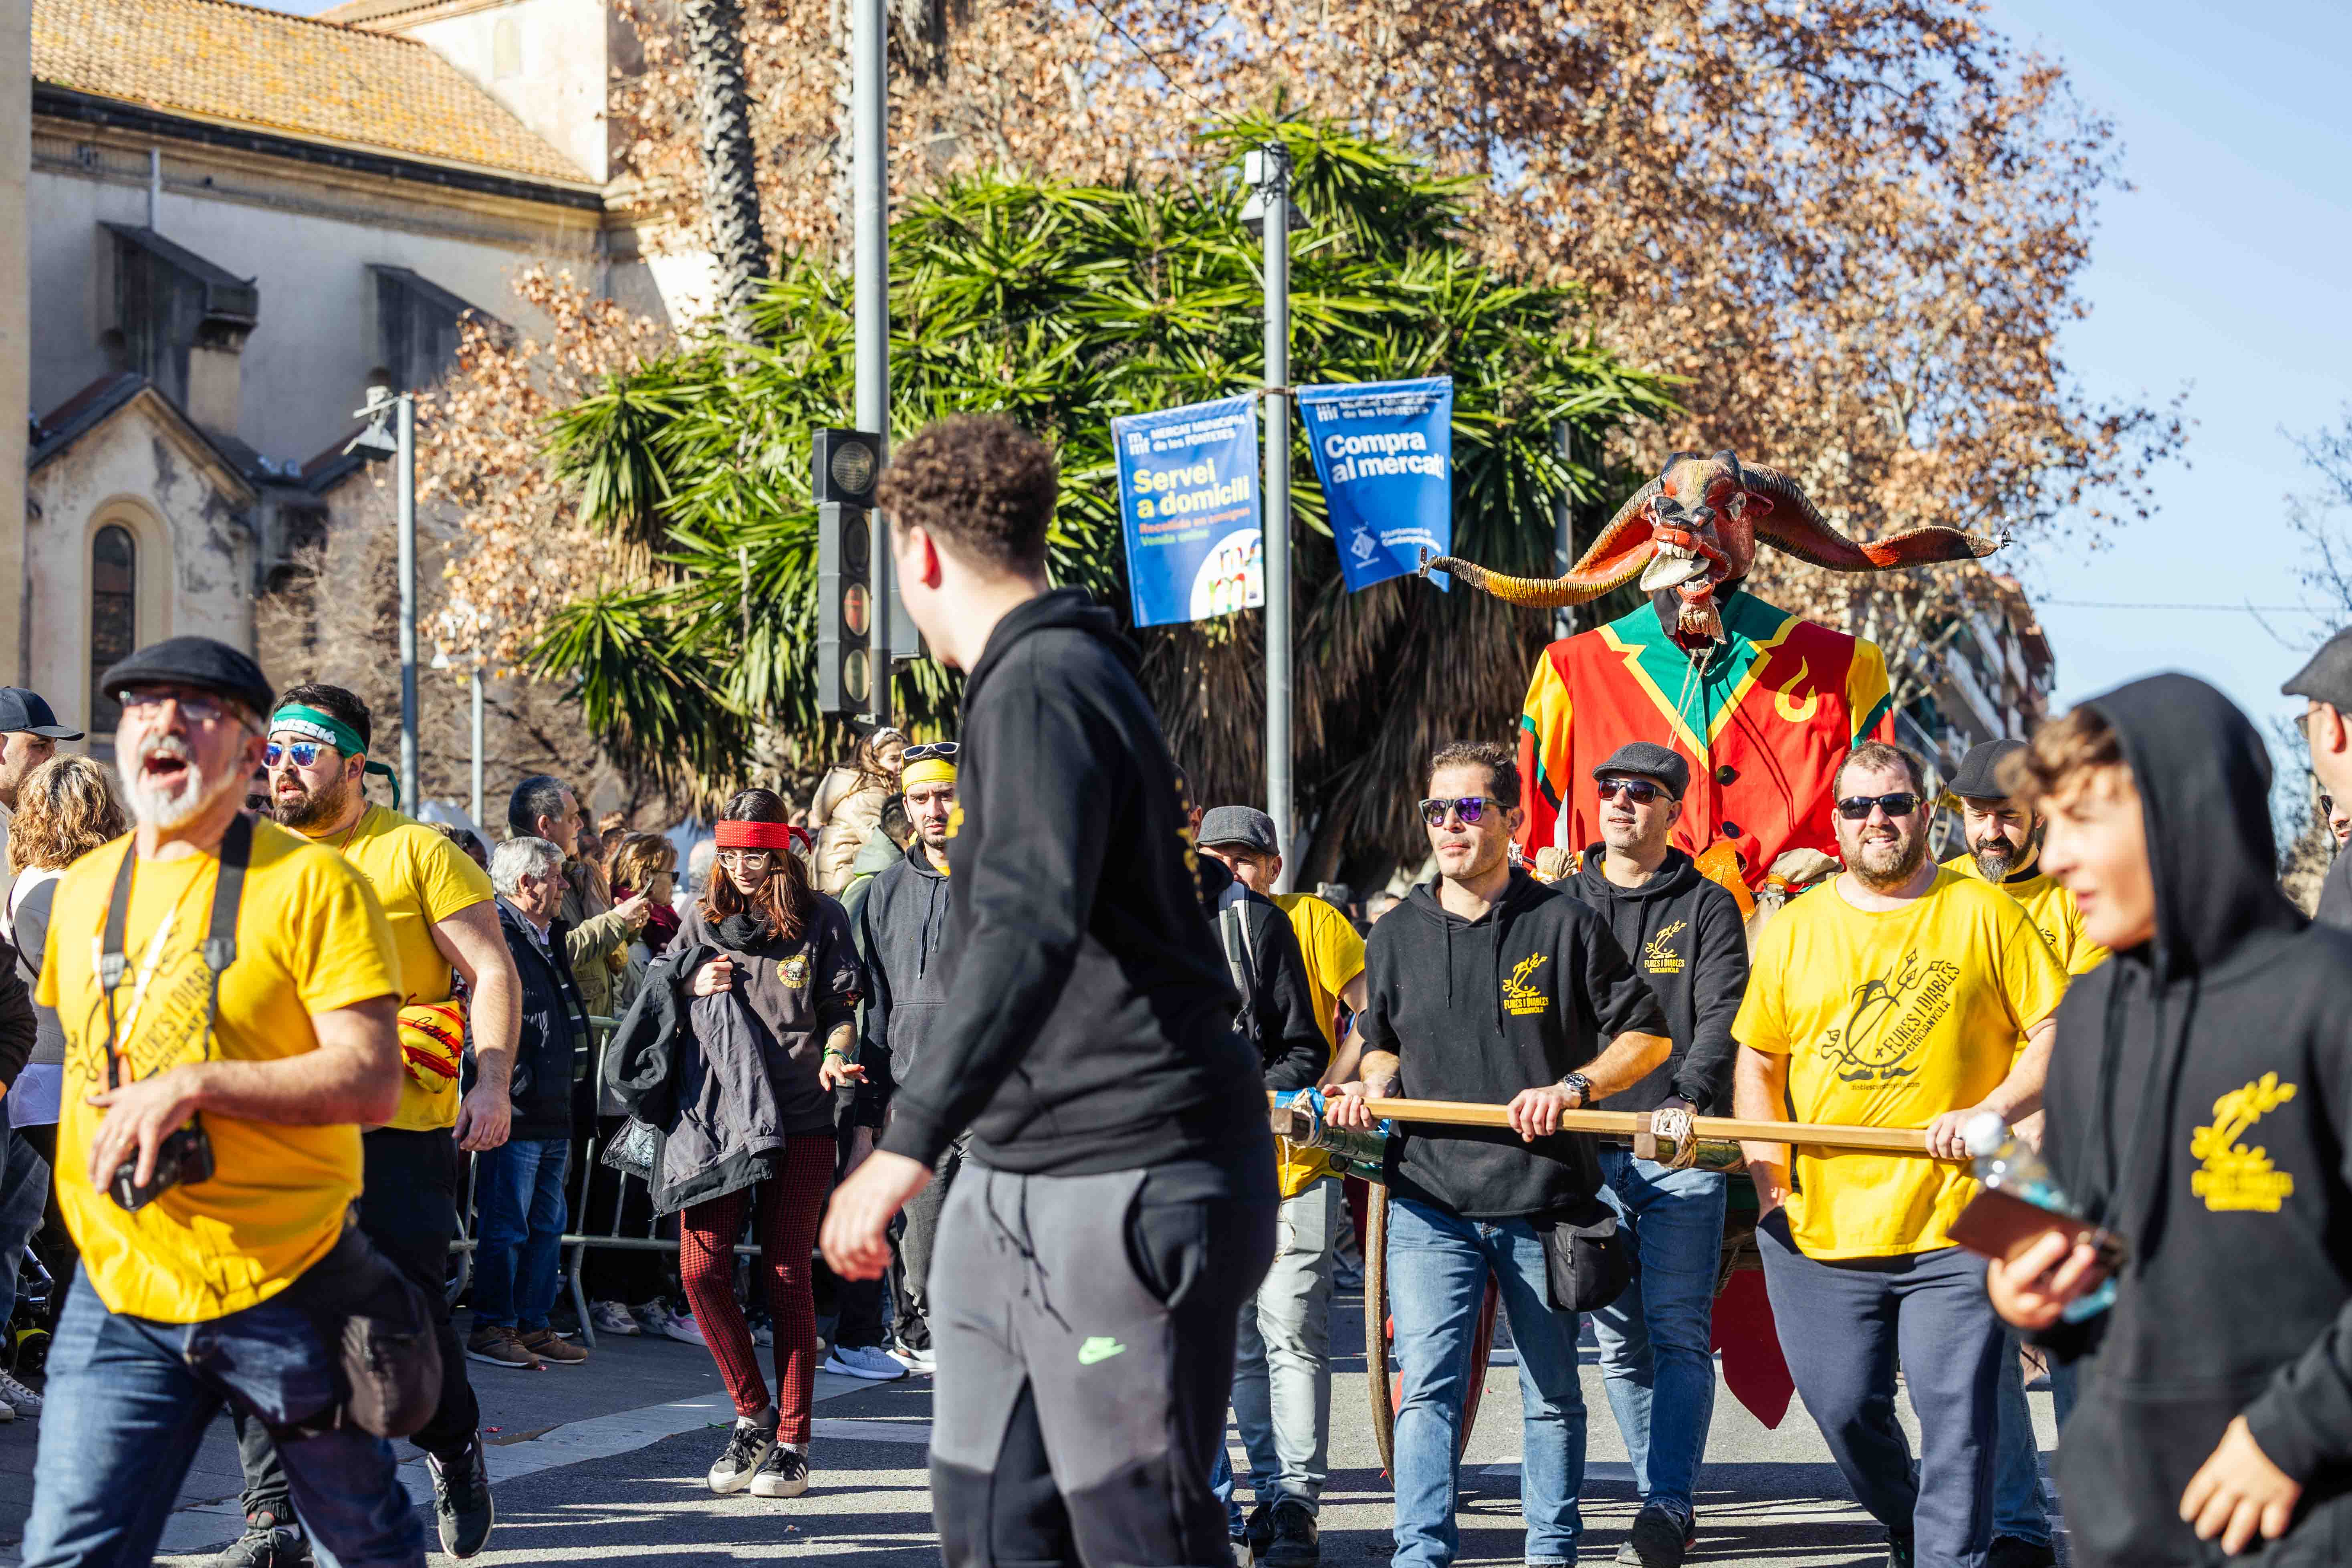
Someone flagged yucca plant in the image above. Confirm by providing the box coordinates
[539,117,1674,876]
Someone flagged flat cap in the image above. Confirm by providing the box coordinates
[0,688,81,740]
[99,636,274,723]
[1198,804,1279,854]
[1593,741,1689,800]
[1947,738,2028,802]
[2284,627,2352,712]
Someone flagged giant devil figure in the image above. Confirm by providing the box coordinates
[1431,451,1999,905]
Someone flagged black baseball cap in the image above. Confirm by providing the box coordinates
[1198,805,1279,854]
[0,688,81,741]
[1947,738,2029,802]
[98,636,274,724]
[1592,741,1689,800]
[2283,628,2352,712]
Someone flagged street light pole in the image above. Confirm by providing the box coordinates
[396,391,418,811]
[852,0,890,722]
[470,660,484,834]
[1249,143,1294,889]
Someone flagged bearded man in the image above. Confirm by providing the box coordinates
[1732,740,2067,1568]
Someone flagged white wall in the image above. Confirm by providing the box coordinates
[0,0,28,682]
[28,151,591,465]
[396,0,609,184]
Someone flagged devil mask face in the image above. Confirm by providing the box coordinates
[1633,455,1758,641]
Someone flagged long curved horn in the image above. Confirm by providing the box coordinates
[1423,478,1663,608]
[1742,464,2001,571]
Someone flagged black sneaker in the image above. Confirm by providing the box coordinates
[1263,1498,1318,1567]
[706,1413,779,1494]
[750,1445,810,1498]
[1987,1537,2057,1568]
[1616,1500,1692,1567]
[211,1517,311,1568]
[1243,1500,1275,1561]
[427,1433,497,1558]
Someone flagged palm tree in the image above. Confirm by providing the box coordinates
[537,119,1676,878]
[681,0,769,346]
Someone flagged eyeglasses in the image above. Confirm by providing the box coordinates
[2324,793,2336,817]
[1419,796,1500,827]
[119,689,237,726]
[1836,791,1922,821]
[1596,777,1668,805]
[717,849,775,868]
[904,742,960,762]
[263,740,329,769]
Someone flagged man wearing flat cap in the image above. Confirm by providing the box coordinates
[2286,628,2352,931]
[0,686,83,912]
[17,636,424,1568]
[1561,741,1749,1566]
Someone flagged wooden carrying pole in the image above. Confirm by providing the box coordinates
[1357,1095,1937,1158]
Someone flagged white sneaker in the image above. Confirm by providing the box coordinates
[823,1344,908,1381]
[589,1300,643,1337]
[637,1300,708,1346]
[888,1342,936,1374]
[748,1316,774,1348]
[748,1445,809,1499]
[0,1370,41,1418]
[706,1415,777,1495]
[664,1312,707,1347]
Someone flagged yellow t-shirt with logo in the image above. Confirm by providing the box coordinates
[303,805,495,1131]
[38,823,400,1322]
[1270,893,1368,1198]
[1941,853,2109,975]
[1734,869,2067,1260]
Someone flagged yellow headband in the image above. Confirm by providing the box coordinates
[902,757,958,791]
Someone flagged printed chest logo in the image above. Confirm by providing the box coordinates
[67,908,216,1099]
[2191,1074,2297,1213]
[1502,952,1549,1017]
[782,955,811,991]
[1818,950,1962,1084]
[1643,920,1687,975]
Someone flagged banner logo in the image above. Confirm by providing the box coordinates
[1298,376,1454,593]
[1112,395,1262,628]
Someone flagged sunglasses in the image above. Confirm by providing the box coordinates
[263,740,329,769]
[1836,791,1922,821]
[1419,796,1501,827]
[904,742,960,763]
[2324,793,2337,817]
[1596,777,1668,805]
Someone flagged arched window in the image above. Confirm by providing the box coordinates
[90,525,137,733]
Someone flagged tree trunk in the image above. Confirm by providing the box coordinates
[681,0,769,345]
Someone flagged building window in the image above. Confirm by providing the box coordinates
[493,14,521,79]
[90,525,138,735]
[106,225,258,406]
[371,266,508,394]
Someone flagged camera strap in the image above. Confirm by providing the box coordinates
[98,814,253,1091]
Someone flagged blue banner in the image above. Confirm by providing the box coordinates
[1299,376,1454,592]
[1113,394,1262,628]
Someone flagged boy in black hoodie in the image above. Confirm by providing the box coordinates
[1565,741,1748,1566]
[1990,674,2352,1566]
[818,416,1274,1568]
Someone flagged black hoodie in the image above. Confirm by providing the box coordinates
[876,589,1268,1179]
[2039,674,2352,1567]
[1362,869,1666,1218]
[1568,845,1748,1113]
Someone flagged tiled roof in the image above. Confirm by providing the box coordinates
[33,0,590,186]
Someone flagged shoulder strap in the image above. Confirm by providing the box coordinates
[1219,903,1259,1043]
[97,815,253,1089]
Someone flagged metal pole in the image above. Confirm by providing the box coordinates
[469,662,484,835]
[147,148,160,230]
[852,0,891,721]
[1259,146,1293,890]
[1552,420,1577,641]
[397,393,418,811]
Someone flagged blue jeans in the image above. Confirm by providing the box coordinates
[21,1269,424,1568]
[0,1124,50,1324]
[1387,1198,1587,1568]
[472,1136,570,1330]
[1992,1332,2051,1545]
[1588,1149,1725,1518]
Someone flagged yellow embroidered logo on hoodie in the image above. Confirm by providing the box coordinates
[1502,953,1550,1016]
[1643,921,1688,975]
[2191,1073,2297,1213]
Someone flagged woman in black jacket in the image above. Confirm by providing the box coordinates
[675,790,863,1502]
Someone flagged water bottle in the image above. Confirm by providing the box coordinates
[1963,1113,2116,1324]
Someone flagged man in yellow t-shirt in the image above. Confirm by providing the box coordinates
[1943,737,2109,977]
[18,637,421,1568]
[226,682,522,1563]
[1733,740,2066,1568]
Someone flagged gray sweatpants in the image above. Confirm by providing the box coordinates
[1231,1178,1338,1512]
[929,1159,1275,1568]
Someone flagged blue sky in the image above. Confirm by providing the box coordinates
[1978,0,2352,732]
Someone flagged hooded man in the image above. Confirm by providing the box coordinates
[2283,627,2352,931]
[1565,741,1748,1567]
[1989,675,2352,1566]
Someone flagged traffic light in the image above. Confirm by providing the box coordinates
[814,428,883,716]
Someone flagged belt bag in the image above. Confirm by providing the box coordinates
[279,1225,444,1441]
[1535,1202,1632,1314]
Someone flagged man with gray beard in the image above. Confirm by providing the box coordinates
[1732,739,2068,1568]
[17,637,424,1568]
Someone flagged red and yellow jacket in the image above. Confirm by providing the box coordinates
[1517,591,1894,894]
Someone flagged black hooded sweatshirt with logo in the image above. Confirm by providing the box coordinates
[2039,674,2352,1567]
[875,588,1267,1179]
[1567,845,1749,1113]
[1362,869,1667,1218]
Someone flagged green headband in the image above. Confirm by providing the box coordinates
[270,704,400,810]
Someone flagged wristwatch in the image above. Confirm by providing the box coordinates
[1559,1072,1592,1110]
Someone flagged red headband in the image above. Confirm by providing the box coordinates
[714,820,807,852]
